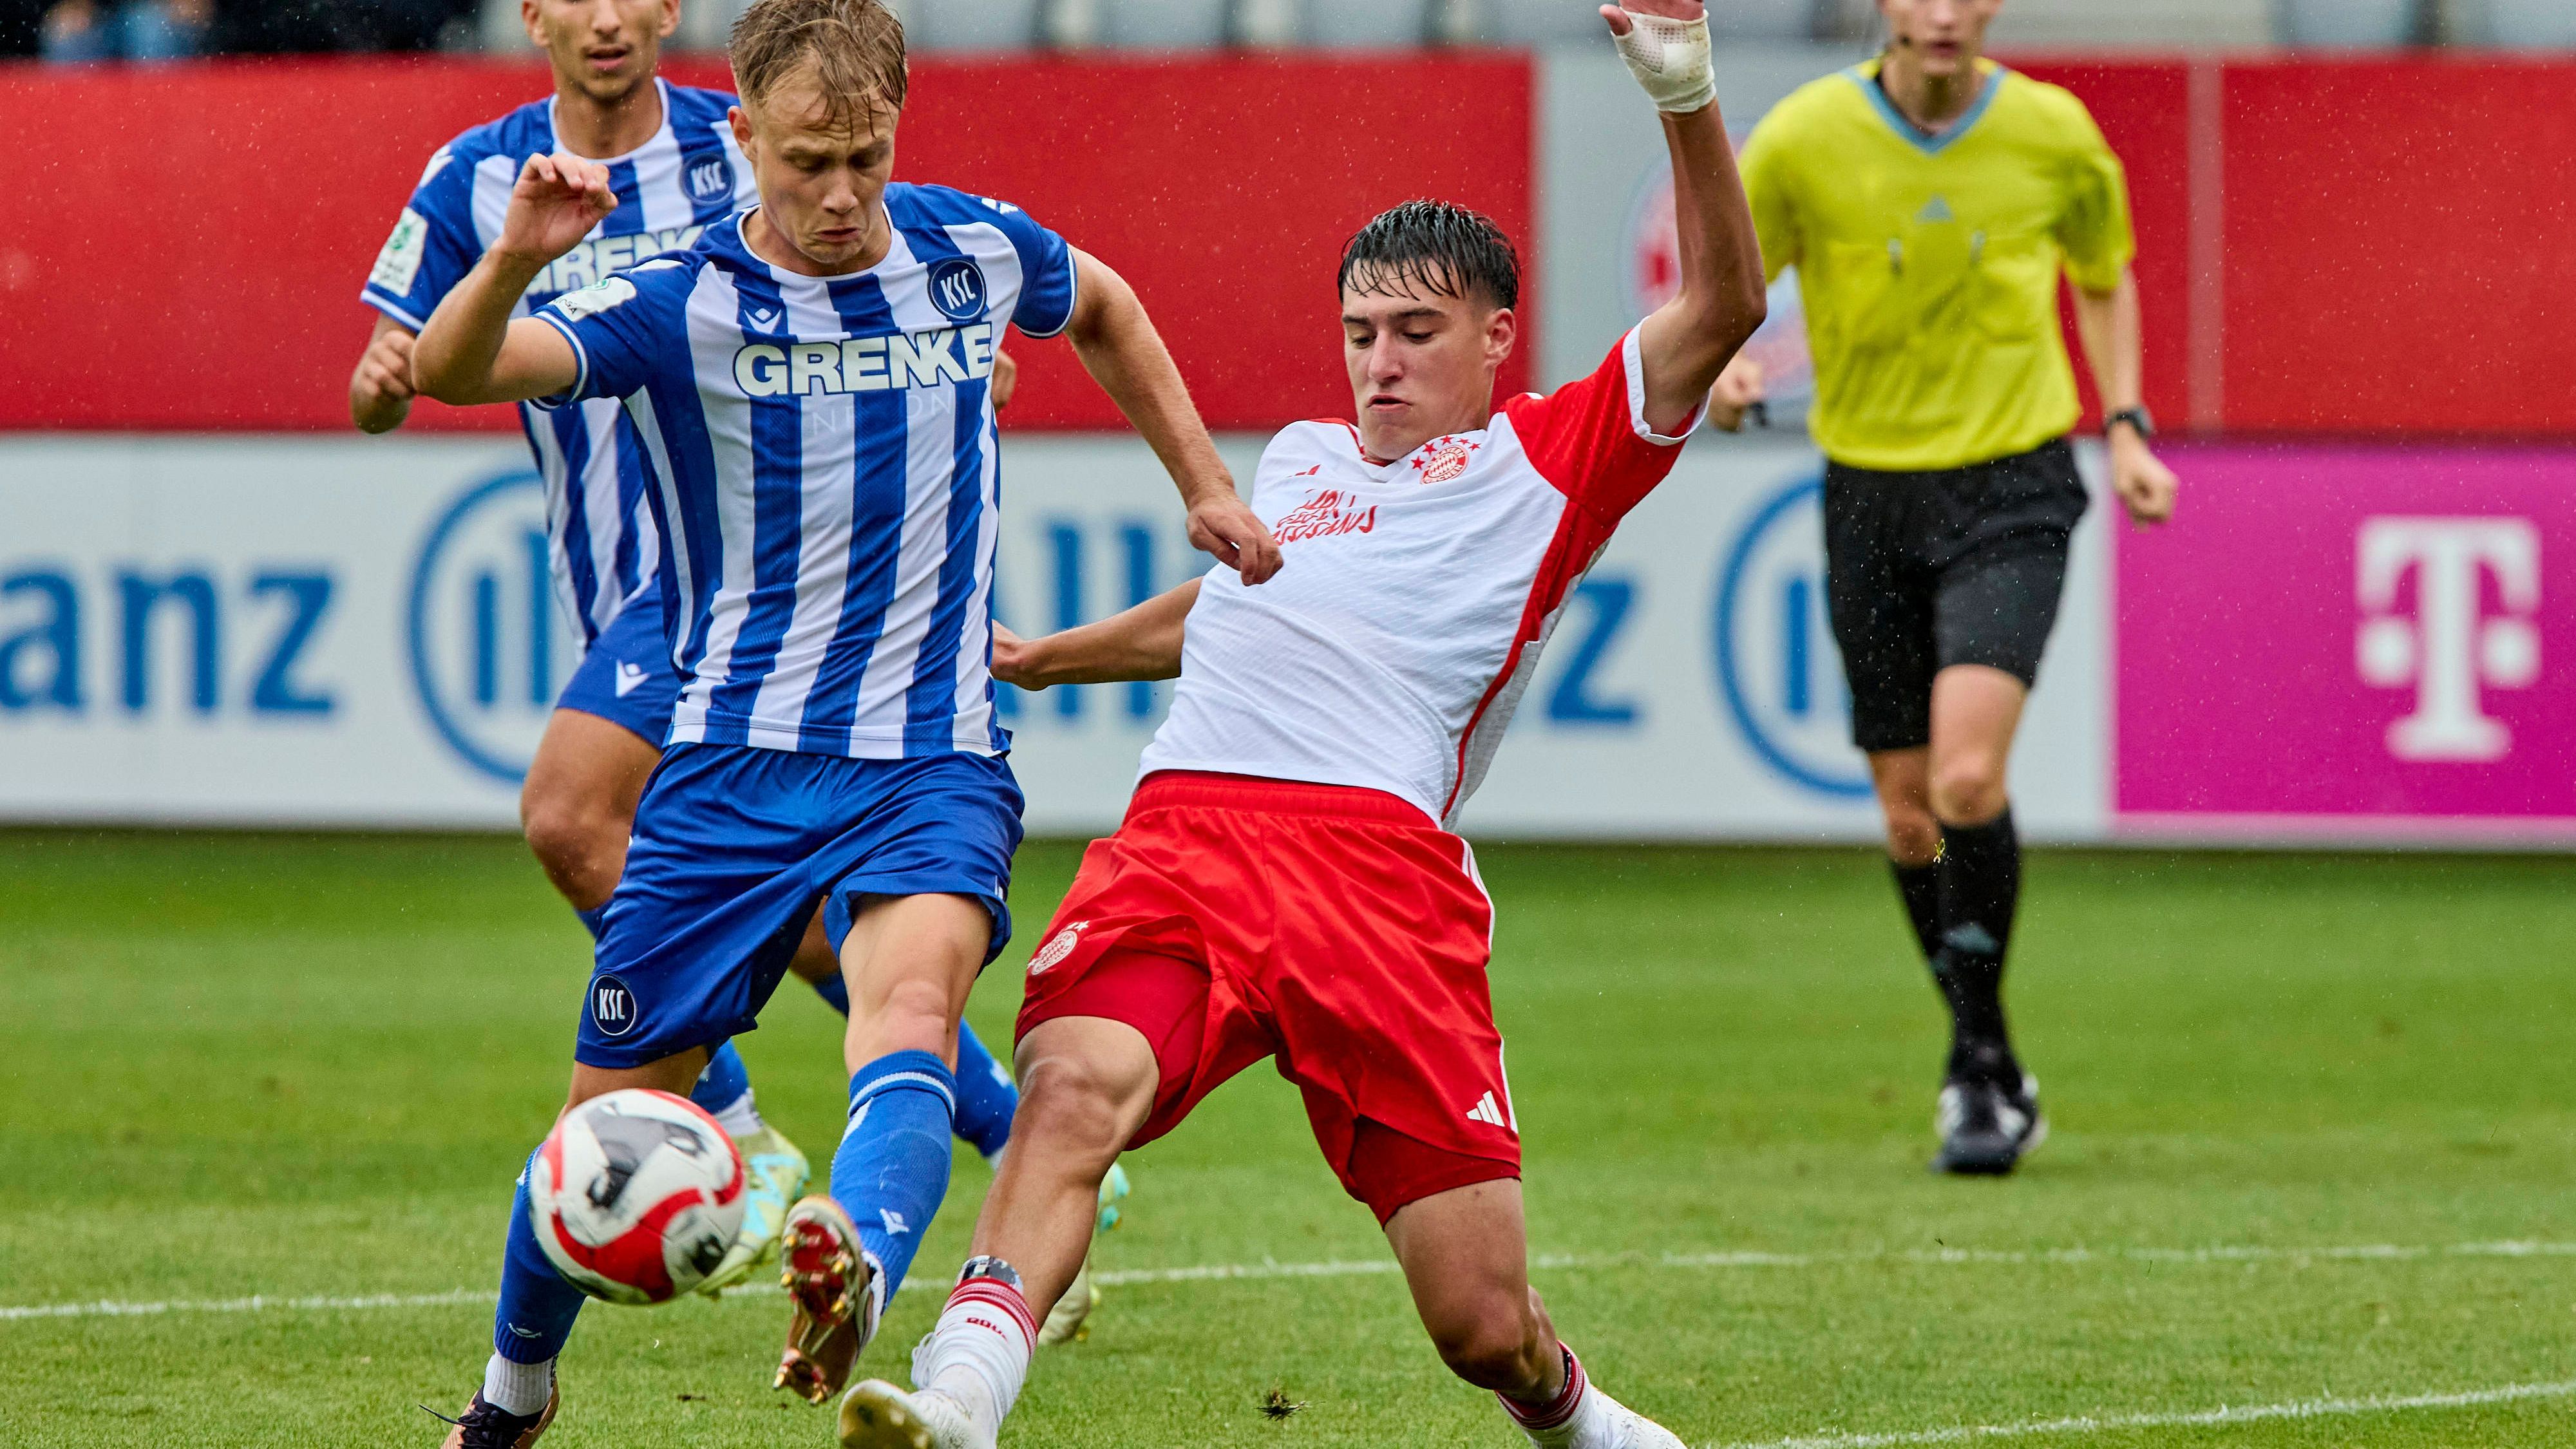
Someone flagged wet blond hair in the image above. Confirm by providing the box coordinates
[730,0,908,129]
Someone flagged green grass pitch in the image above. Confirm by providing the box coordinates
[4,830,2573,1448]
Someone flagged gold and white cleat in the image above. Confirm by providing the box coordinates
[700,1124,809,1295]
[775,1197,882,1406]
[838,1379,992,1449]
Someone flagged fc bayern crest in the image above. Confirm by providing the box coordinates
[928,258,988,323]
[1415,438,1477,485]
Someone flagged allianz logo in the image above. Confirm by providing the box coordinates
[526,225,706,301]
[734,321,999,398]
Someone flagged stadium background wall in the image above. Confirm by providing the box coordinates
[3,50,2570,845]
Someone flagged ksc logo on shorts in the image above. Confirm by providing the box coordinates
[928,258,988,324]
[407,470,580,786]
[1711,473,1871,799]
[589,974,641,1037]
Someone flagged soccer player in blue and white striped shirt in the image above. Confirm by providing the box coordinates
[410,0,1280,1439]
[350,0,1032,1326]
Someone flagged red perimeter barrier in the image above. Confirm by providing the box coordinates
[6,54,2575,436]
[0,54,1533,432]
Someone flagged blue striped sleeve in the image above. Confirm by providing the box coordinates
[529,258,693,408]
[988,201,1077,339]
[358,146,481,333]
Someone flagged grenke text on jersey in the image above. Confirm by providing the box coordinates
[733,323,999,397]
[524,225,706,298]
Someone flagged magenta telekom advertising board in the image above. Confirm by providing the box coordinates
[2117,446,2576,844]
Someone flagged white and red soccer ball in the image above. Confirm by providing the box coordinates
[530,1088,745,1305]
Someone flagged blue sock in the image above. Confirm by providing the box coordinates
[575,903,610,941]
[690,1041,754,1125]
[810,972,851,1015]
[951,1023,1018,1161]
[831,1050,956,1300]
[493,1154,587,1363]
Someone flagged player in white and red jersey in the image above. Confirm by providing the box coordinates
[837,4,1764,1446]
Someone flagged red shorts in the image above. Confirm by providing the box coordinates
[1016,772,1521,1224]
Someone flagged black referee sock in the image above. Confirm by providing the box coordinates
[1934,808,2022,1084]
[1889,858,1944,963]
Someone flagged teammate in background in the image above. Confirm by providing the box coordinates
[407,0,1280,1441]
[848,5,1761,1446]
[347,0,1028,1298]
[1714,0,2177,1174]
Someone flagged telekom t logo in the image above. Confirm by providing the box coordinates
[2354,517,2541,762]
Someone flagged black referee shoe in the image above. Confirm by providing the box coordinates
[1931,1072,2046,1176]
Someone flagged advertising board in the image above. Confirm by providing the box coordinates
[0,434,2112,840]
[2116,445,2576,844]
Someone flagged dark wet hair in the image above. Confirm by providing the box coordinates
[1337,200,1519,312]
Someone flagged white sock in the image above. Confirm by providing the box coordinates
[910,1269,1037,1434]
[710,1087,762,1137]
[482,1352,554,1417]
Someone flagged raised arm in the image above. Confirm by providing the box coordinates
[992,578,1201,691]
[1061,252,1282,584]
[413,155,612,406]
[2071,269,2177,526]
[1607,0,1769,435]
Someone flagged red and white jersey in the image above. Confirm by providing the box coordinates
[1139,327,1702,827]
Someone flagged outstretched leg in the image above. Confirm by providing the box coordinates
[1388,1180,1683,1448]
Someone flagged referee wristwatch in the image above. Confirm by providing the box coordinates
[2103,405,2155,440]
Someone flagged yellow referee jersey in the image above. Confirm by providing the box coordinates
[1739,58,2135,473]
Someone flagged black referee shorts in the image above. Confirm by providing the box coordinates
[1823,438,2089,754]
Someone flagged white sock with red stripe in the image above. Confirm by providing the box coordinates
[1497,1343,1591,1448]
[910,1259,1038,1434]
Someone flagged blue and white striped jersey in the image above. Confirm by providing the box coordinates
[359,80,757,647]
[530,189,1077,759]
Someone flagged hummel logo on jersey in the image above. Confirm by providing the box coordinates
[1466,1092,1511,1130]
[734,322,999,398]
[879,1209,911,1236]
[526,223,708,298]
[1273,489,1378,545]
[614,661,649,697]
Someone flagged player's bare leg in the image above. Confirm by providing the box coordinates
[1388,1180,1682,1447]
[838,1016,1157,1448]
[777,893,990,1406]
[519,708,657,914]
[1877,663,2046,1174]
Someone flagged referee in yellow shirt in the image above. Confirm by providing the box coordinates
[1718,0,2177,1175]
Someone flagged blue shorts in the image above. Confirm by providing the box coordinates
[577,743,1025,1068]
[554,580,684,748]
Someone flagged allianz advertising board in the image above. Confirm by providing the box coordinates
[0,433,2110,840]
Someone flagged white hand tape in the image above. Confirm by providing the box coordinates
[1611,10,1716,115]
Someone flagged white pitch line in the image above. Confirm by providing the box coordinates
[1711,1378,2576,1449]
[5,1239,2570,1324]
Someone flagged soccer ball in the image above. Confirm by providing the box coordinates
[529,1088,746,1305]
